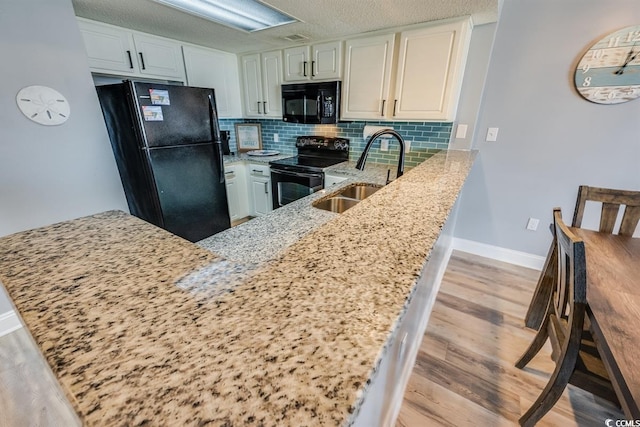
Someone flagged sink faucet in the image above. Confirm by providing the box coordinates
[355,129,405,180]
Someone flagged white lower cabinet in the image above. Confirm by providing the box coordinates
[224,163,249,221]
[248,164,273,216]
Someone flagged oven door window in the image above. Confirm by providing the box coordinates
[271,169,323,208]
[278,182,315,206]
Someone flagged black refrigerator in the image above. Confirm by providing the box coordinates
[97,81,230,242]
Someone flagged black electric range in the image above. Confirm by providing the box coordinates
[269,136,349,208]
[269,136,350,173]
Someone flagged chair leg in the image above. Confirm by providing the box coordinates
[516,313,550,369]
[519,350,579,427]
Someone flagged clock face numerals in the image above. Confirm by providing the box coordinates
[575,25,640,104]
[16,85,71,125]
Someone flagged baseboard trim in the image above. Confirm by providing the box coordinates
[0,310,22,338]
[452,237,545,270]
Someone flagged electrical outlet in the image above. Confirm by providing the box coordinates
[526,218,540,231]
[273,133,279,142]
[404,140,412,152]
[380,139,389,151]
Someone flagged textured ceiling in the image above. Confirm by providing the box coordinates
[71,0,499,54]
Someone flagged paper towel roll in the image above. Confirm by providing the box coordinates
[363,125,394,140]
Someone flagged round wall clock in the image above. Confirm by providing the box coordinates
[574,24,640,104]
[16,85,71,125]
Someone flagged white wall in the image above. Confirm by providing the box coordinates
[0,0,128,238]
[449,22,497,150]
[454,0,640,257]
[0,0,128,314]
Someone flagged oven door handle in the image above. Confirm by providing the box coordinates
[271,169,323,179]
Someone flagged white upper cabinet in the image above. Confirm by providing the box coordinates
[341,34,396,120]
[393,20,472,121]
[182,45,242,118]
[132,33,185,80]
[341,18,472,121]
[77,18,185,82]
[240,51,283,118]
[283,41,342,82]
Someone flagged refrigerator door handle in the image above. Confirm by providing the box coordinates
[208,94,225,184]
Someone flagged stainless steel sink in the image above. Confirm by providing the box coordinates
[313,183,382,213]
[313,197,360,213]
[337,183,381,200]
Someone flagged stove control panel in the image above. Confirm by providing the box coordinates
[295,136,350,151]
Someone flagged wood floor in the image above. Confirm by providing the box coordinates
[0,251,624,426]
[395,251,624,427]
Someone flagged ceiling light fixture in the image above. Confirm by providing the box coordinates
[150,0,298,32]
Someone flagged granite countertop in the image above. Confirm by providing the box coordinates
[0,150,477,426]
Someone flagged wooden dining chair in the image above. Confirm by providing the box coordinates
[525,185,640,330]
[573,185,640,237]
[516,208,618,427]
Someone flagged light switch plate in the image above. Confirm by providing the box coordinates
[456,124,468,139]
[486,127,499,142]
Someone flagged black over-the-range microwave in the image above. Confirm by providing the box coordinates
[281,81,340,124]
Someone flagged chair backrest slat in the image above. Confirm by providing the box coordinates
[572,185,640,237]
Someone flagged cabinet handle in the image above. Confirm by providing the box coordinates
[311,60,316,77]
[257,101,262,114]
[393,99,398,116]
[126,50,134,69]
[138,52,146,70]
[381,99,386,116]
[252,169,262,174]
[264,182,269,194]
[262,101,267,114]
[303,61,307,77]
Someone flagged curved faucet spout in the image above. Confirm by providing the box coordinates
[355,129,405,180]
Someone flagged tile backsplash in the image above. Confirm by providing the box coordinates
[219,119,451,168]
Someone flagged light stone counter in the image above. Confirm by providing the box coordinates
[0,150,477,426]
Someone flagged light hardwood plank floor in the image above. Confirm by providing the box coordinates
[0,251,625,426]
[396,251,624,427]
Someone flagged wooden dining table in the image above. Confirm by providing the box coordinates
[567,228,640,419]
[526,227,640,418]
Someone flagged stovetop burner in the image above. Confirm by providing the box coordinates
[269,136,349,173]
[270,155,346,170]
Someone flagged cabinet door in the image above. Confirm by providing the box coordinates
[225,174,240,221]
[312,41,342,80]
[251,176,272,216]
[241,53,263,117]
[261,50,283,117]
[283,45,310,82]
[132,34,185,80]
[341,34,396,120]
[393,20,471,121]
[183,45,242,118]
[78,19,138,74]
